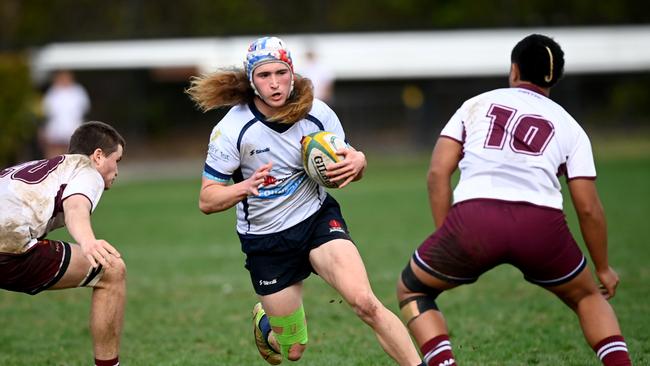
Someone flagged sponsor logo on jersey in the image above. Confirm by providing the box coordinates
[328,219,345,233]
[257,172,305,199]
[263,175,277,186]
[208,145,230,162]
[210,129,222,143]
[250,147,271,156]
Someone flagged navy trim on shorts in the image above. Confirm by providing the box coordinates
[525,255,587,287]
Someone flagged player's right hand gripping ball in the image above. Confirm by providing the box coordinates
[301,131,347,188]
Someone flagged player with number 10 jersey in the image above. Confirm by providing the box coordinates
[397,34,632,366]
[444,84,596,210]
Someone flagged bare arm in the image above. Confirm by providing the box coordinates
[428,137,462,228]
[199,162,273,214]
[63,194,121,268]
[567,178,619,299]
[325,147,367,189]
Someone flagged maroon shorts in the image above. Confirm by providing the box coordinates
[414,199,586,287]
[0,240,71,295]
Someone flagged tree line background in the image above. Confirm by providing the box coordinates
[1,0,648,49]
[0,0,649,166]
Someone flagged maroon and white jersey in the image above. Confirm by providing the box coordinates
[441,85,596,209]
[0,155,104,254]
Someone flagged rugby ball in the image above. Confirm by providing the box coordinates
[301,131,347,188]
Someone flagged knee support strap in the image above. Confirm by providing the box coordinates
[399,263,441,325]
[399,295,439,325]
[401,262,441,295]
[78,265,105,287]
[268,304,308,358]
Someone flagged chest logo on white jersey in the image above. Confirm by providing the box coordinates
[250,147,271,156]
[257,171,306,199]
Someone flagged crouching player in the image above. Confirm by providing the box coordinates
[0,121,126,366]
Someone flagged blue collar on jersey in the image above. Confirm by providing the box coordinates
[248,101,293,133]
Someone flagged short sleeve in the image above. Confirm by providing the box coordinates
[203,125,240,183]
[566,128,597,180]
[63,167,104,212]
[440,105,465,142]
[318,101,346,141]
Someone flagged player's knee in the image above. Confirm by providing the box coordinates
[77,256,126,290]
[398,263,442,325]
[399,261,443,297]
[96,257,127,291]
[396,276,410,299]
[105,257,127,283]
[348,290,382,322]
[399,295,439,325]
[559,286,600,311]
[550,271,600,310]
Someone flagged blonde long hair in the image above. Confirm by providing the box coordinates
[186,68,314,124]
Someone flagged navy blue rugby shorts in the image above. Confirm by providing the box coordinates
[239,194,353,296]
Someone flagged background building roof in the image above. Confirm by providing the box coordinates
[30,25,650,82]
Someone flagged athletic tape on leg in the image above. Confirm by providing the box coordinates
[268,304,308,358]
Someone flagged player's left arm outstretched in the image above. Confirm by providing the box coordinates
[325,147,366,188]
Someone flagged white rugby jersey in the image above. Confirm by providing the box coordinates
[441,85,596,209]
[203,99,345,235]
[0,155,104,253]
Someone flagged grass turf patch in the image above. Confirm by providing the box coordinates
[0,153,647,365]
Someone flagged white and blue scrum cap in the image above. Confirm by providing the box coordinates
[244,36,294,95]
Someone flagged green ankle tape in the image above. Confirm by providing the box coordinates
[268,304,308,358]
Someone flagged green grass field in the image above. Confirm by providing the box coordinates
[1,150,648,365]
